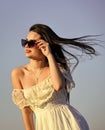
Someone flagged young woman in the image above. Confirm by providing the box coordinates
[11,23,97,130]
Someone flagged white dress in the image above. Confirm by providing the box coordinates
[12,72,89,130]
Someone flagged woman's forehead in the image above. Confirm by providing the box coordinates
[27,31,41,40]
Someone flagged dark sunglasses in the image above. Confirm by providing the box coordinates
[21,39,36,48]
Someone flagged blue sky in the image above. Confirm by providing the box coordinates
[0,0,105,130]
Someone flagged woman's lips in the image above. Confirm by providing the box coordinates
[25,50,31,53]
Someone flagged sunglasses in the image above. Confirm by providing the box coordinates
[21,39,36,48]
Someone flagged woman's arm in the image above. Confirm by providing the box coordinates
[47,53,65,91]
[11,68,35,130]
[37,40,65,91]
[21,107,35,130]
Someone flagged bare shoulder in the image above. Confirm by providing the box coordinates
[11,66,24,77]
[11,66,26,89]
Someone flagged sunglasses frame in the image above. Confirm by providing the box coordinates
[21,39,36,48]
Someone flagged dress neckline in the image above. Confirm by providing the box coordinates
[23,74,51,91]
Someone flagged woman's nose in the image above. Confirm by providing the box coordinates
[25,43,29,48]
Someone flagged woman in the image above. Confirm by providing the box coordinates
[11,23,97,130]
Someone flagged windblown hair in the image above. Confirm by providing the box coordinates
[29,23,99,102]
[29,24,97,72]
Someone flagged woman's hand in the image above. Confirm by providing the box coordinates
[36,39,51,57]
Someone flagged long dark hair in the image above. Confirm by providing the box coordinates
[29,23,100,102]
[29,23,97,71]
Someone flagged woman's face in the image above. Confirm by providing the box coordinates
[24,31,44,60]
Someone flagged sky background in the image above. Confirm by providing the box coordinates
[0,0,105,130]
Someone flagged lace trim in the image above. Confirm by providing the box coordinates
[12,89,30,109]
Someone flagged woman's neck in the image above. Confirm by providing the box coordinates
[29,59,48,70]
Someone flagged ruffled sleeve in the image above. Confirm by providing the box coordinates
[12,89,30,109]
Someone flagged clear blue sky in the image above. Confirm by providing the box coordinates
[0,0,105,130]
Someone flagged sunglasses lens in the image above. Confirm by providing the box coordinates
[21,39,36,48]
[28,40,36,48]
[21,39,27,47]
